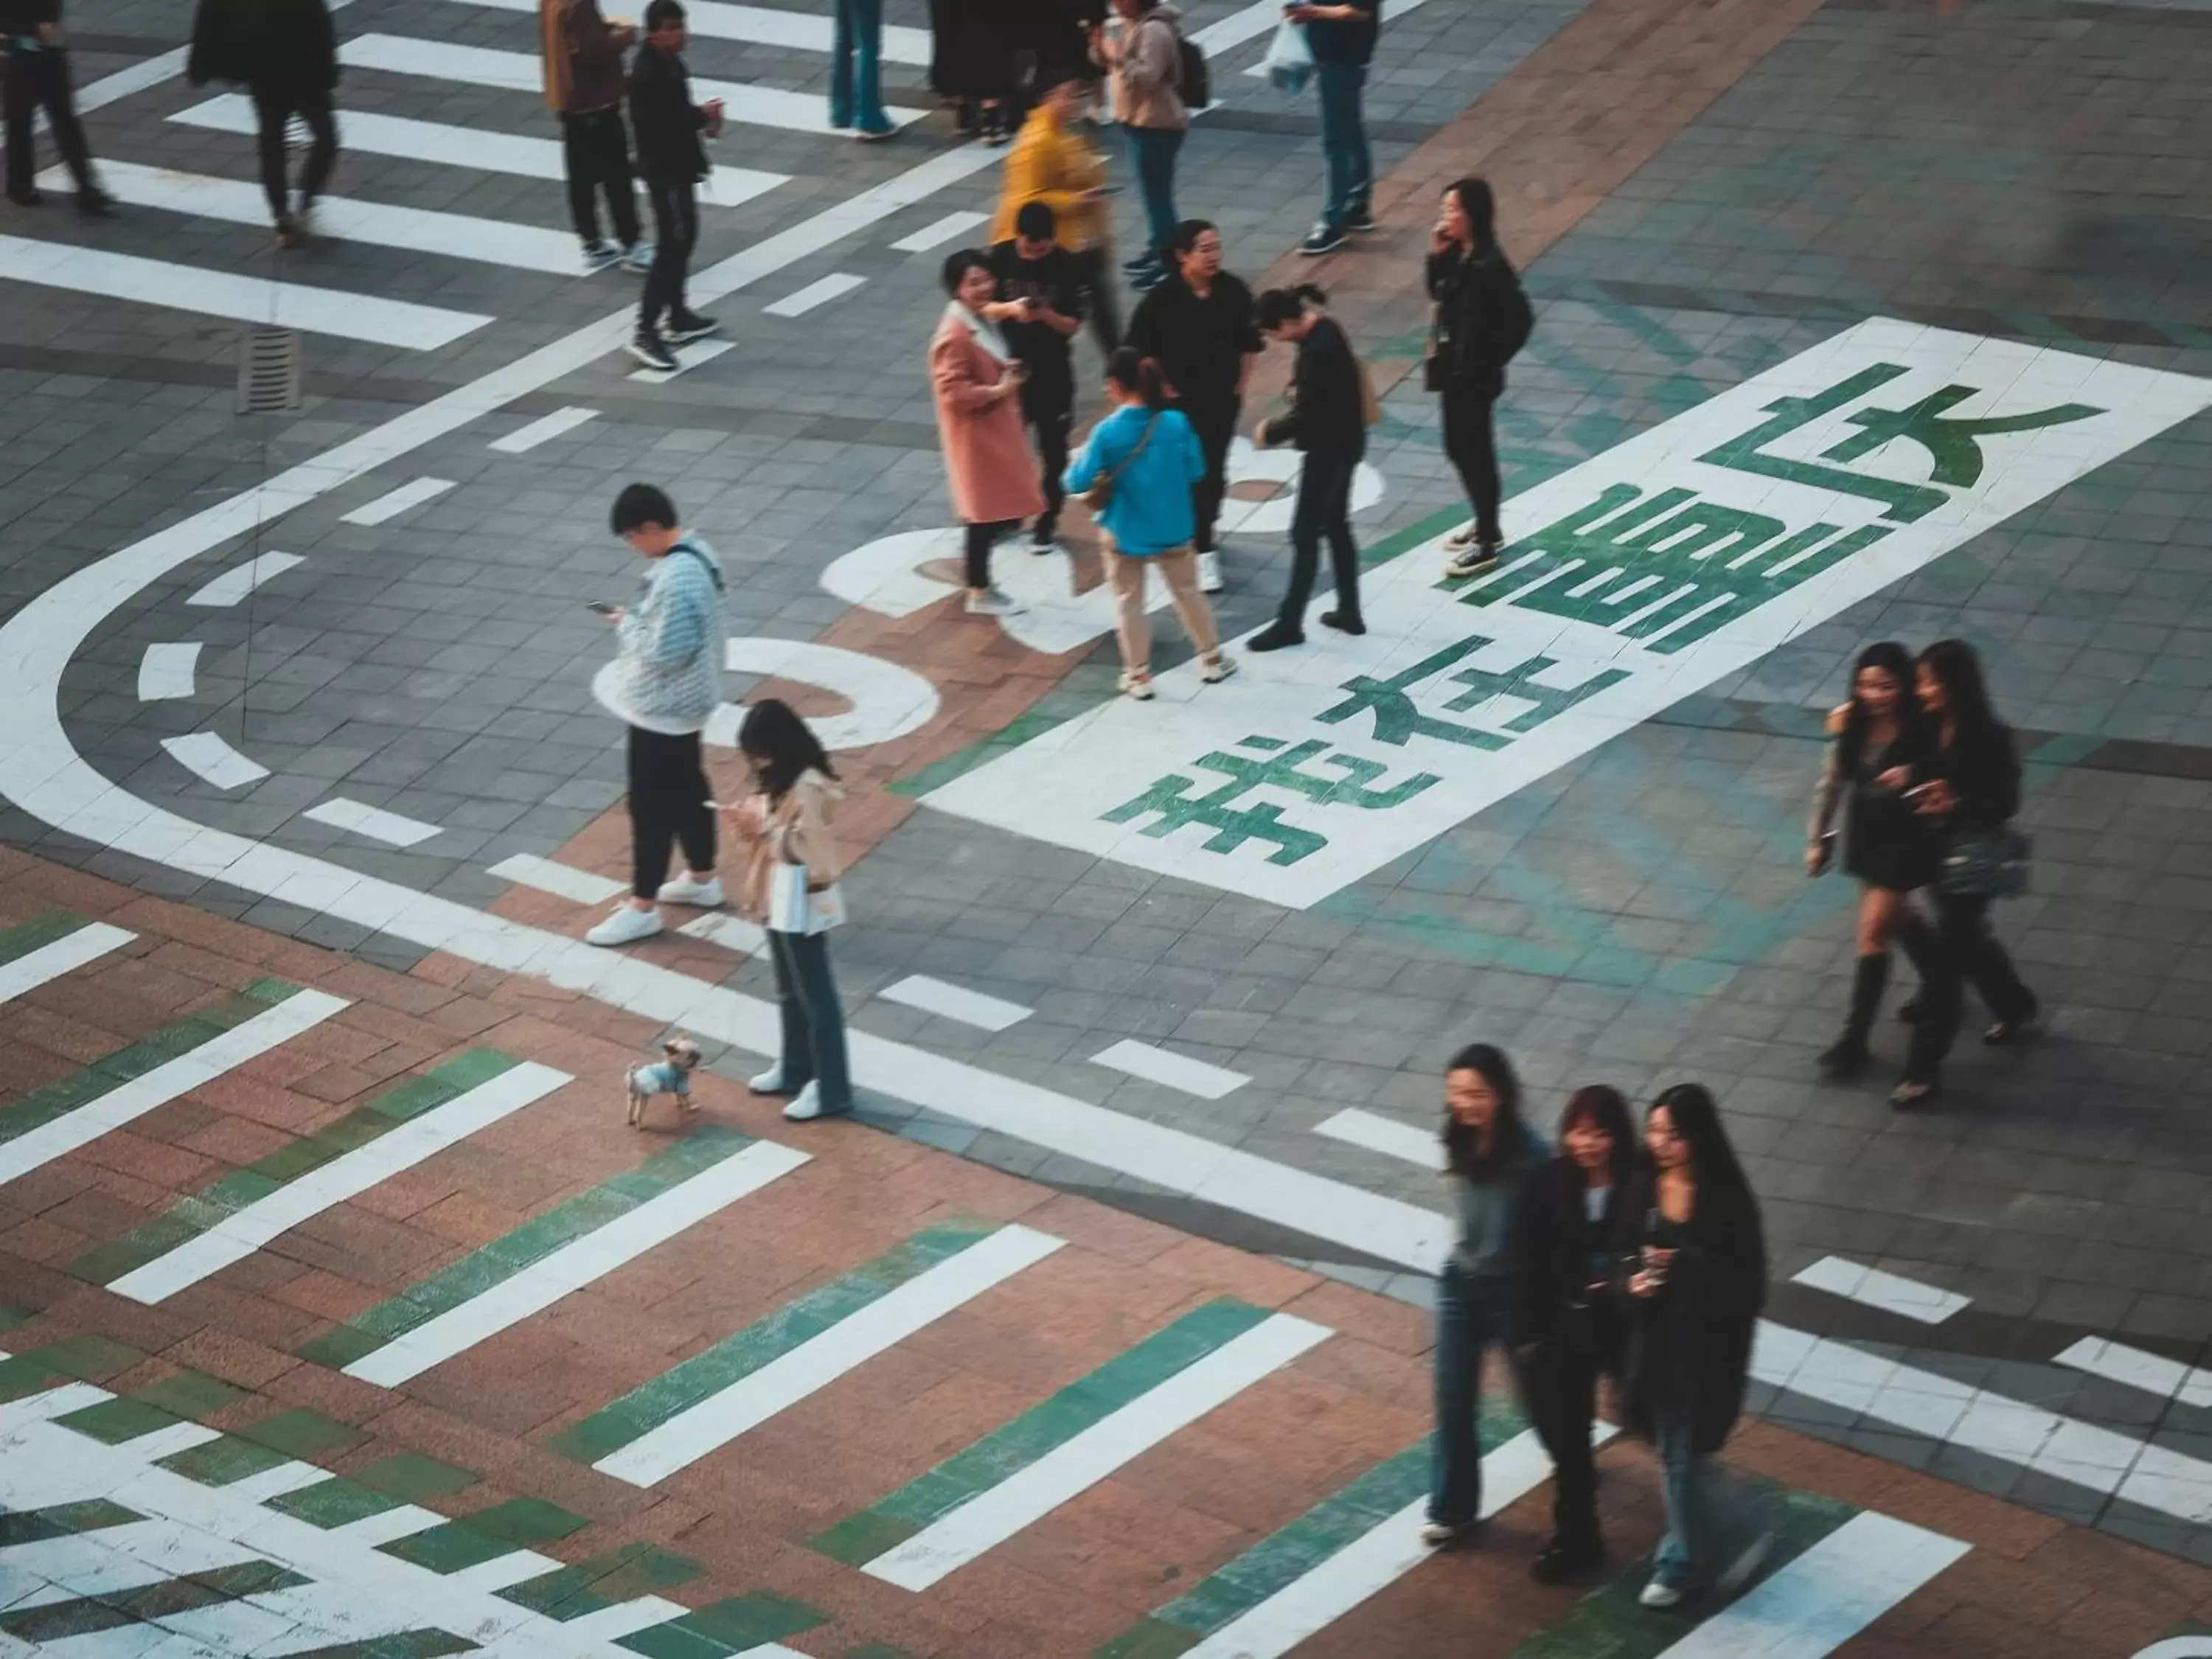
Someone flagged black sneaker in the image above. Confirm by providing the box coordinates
[1320,609,1366,636]
[627,330,680,373]
[1245,625,1305,653]
[1343,205,1377,234]
[1531,1534,1604,1585]
[664,311,719,344]
[7,189,43,207]
[77,189,116,219]
[1300,223,1346,257]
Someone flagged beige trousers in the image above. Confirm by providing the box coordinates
[1102,543,1220,675]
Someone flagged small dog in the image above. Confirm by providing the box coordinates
[626,1036,703,1126]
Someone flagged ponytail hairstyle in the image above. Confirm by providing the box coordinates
[1253,283,1327,333]
[1106,347,1170,410]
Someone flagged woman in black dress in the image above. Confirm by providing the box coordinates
[1892,639,2040,1107]
[1805,641,1939,1078]
[1511,1084,1638,1584]
[928,0,1018,142]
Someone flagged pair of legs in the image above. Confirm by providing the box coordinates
[639,177,699,335]
[1124,123,1183,266]
[1430,1267,1511,1529]
[3,44,98,204]
[1020,374,1074,543]
[829,0,892,134]
[766,927,852,1113]
[1440,381,1502,548]
[1902,886,2038,1088]
[1101,544,1222,684]
[1652,1413,1764,1596]
[1255,450,1361,644]
[1074,243,1122,356]
[1314,61,1371,232]
[1823,882,1933,1074]
[1180,397,1238,553]
[1525,1339,1602,1558]
[560,105,639,248]
[251,83,336,229]
[625,726,715,905]
[964,517,1018,594]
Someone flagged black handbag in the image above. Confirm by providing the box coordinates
[1941,828,2031,897]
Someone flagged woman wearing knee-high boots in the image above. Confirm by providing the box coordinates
[1511,1085,1638,1584]
[1804,641,1939,1079]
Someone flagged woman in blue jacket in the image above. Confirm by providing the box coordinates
[1064,348,1237,699]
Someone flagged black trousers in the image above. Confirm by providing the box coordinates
[561,105,638,247]
[1182,397,1239,553]
[1441,381,1503,543]
[251,82,337,220]
[1074,245,1121,357]
[626,727,715,900]
[964,518,1016,588]
[4,45,94,198]
[1526,1340,1601,1545]
[1906,887,2037,1078]
[640,176,698,332]
[1021,372,1074,538]
[1276,449,1362,631]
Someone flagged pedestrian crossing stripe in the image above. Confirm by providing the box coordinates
[69,1049,521,1289]
[0,908,133,1004]
[292,1125,807,1384]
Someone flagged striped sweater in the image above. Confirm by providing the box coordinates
[611,537,726,734]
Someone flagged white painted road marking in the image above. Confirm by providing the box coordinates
[1792,1255,1969,1325]
[676,911,768,957]
[598,1223,1066,1486]
[489,406,599,453]
[0,922,133,1006]
[487,853,627,905]
[2057,1337,2212,1411]
[342,477,456,526]
[187,551,302,608]
[136,642,200,700]
[1313,1107,1438,1169]
[880,975,1031,1032]
[302,798,444,849]
[864,1312,1332,1591]
[160,731,270,790]
[108,1062,570,1304]
[628,338,737,382]
[889,210,989,253]
[1091,1037,1251,1099]
[762,272,866,317]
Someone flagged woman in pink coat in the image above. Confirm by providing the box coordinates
[932,249,1048,616]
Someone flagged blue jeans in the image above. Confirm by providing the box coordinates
[1654,1413,1760,1590]
[1315,62,1371,230]
[830,0,890,133]
[1124,124,1185,263]
[1430,1269,1510,1525]
[768,928,852,1111]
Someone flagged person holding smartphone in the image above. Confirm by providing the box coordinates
[1427,177,1532,579]
[627,0,720,372]
[931,249,1046,615]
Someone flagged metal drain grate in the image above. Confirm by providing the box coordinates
[236,327,303,414]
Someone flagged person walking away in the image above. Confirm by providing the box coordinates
[990,201,1086,552]
[1285,0,1376,255]
[726,700,854,1122]
[588,484,728,947]
[1892,638,2039,1108]
[1428,176,1532,579]
[1511,1085,1638,1583]
[1246,284,1368,652]
[932,249,1046,616]
[1618,1083,1770,1609]
[1091,0,1186,291]
[628,0,722,373]
[1805,641,1941,1079]
[1423,1043,1547,1548]
[4,0,109,213]
[1125,219,1258,593]
[990,70,1119,357]
[185,0,335,246]
[1063,348,1234,698]
[544,0,647,271]
[829,0,894,139]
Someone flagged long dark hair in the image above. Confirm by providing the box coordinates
[1106,347,1170,410]
[1553,1083,1638,1198]
[1441,1043,1523,1182]
[1647,1082,1755,1226]
[737,698,835,803]
[1918,638,2002,742]
[1837,640,1918,773]
[1447,176,1498,255]
[1253,284,1326,332]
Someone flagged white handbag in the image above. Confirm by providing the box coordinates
[768,861,845,935]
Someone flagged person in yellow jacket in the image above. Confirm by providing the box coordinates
[989,72,1119,355]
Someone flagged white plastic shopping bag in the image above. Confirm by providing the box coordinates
[1265,18,1313,94]
[768,863,846,935]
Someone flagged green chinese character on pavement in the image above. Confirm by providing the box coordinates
[1101,737,1441,866]
[1318,634,1630,748]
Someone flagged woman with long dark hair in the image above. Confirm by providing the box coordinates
[1892,639,2039,1107]
[1427,176,1531,581]
[1511,1085,1638,1583]
[1423,1043,1547,1548]
[725,700,852,1122]
[1618,1084,1769,1609]
[1805,641,1939,1078]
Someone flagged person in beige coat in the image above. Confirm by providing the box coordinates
[723,699,852,1122]
[931,248,1047,617]
[1091,0,1189,286]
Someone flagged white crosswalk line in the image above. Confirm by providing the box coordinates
[302,798,444,848]
[448,0,934,62]
[762,271,866,316]
[0,233,490,349]
[487,853,626,905]
[187,551,301,607]
[1792,1255,1969,1325]
[161,731,268,790]
[136,642,200,701]
[1313,1107,1438,1168]
[489,406,599,452]
[36,160,586,274]
[0,922,133,1006]
[888,209,990,253]
[338,33,928,136]
[342,477,456,526]
[2058,1337,2212,1410]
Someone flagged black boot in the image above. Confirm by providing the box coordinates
[1531,1530,1604,1585]
[1893,911,1938,1024]
[1819,953,1888,1077]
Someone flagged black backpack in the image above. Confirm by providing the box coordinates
[1169,20,1211,109]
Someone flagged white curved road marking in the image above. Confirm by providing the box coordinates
[187,552,301,608]
[161,731,268,790]
[302,798,444,848]
[136,642,200,700]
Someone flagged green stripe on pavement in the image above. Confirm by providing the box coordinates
[157,1433,295,1486]
[546,1218,1004,1465]
[300,1124,757,1371]
[0,1559,310,1643]
[0,908,95,965]
[0,1333,146,1401]
[55,1395,186,1444]
[810,1298,1274,1568]
[72,1048,521,1287]
[0,978,302,1148]
[379,1498,589,1573]
[496,1543,704,1621]
[614,1592,825,1659]
[279,1635,478,1659]
[0,1498,143,1547]
[267,1450,478,1528]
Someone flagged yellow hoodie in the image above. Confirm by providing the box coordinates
[988,104,1110,252]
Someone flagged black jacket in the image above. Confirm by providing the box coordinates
[1614,1167,1765,1455]
[1,0,58,36]
[630,42,709,183]
[1259,316,1366,461]
[1307,0,1378,65]
[1126,271,1261,412]
[187,0,337,92]
[1509,1155,1633,1360]
[1425,243,1531,397]
[1921,721,2020,838]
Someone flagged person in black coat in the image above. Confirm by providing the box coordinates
[1616,1083,1769,1610]
[627,0,722,371]
[1891,638,2039,1107]
[189,0,338,246]
[4,0,110,212]
[1246,284,1366,652]
[1510,1084,1639,1584]
[1427,175,1531,581]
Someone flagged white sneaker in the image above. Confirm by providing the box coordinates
[1118,670,1155,701]
[1418,1520,1465,1547]
[1638,1578,1684,1610]
[782,1082,827,1120]
[585,905,663,946]
[623,240,655,273]
[1444,545,1500,581]
[655,874,725,907]
[581,238,622,271]
[1200,655,1237,684]
[964,587,1024,617]
[1196,550,1225,592]
[748,1065,786,1094]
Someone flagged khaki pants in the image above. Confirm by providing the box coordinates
[1102,543,1220,675]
